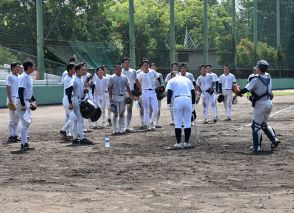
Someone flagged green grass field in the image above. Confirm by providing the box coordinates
[273,90,294,96]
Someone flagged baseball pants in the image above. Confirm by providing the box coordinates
[16,99,31,145]
[94,95,106,126]
[222,89,233,119]
[202,92,216,120]
[112,95,126,132]
[173,96,192,129]
[72,97,85,140]
[7,97,19,137]
[142,90,158,127]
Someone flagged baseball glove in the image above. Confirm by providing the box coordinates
[217,94,224,103]
[7,102,16,111]
[125,97,133,104]
[206,88,214,95]
[131,90,142,97]
[155,86,165,94]
[156,92,166,101]
[232,84,241,94]
[30,101,38,111]
[195,93,201,105]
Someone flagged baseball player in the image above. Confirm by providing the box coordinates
[196,65,215,123]
[236,60,280,152]
[151,63,164,128]
[16,60,36,150]
[137,60,159,130]
[136,62,146,128]
[92,67,109,128]
[205,64,218,122]
[248,66,271,83]
[101,65,112,126]
[165,62,180,125]
[179,64,196,89]
[218,64,236,121]
[61,57,77,135]
[71,63,91,144]
[122,57,141,132]
[6,63,21,143]
[59,64,76,138]
[166,71,196,148]
[108,63,132,134]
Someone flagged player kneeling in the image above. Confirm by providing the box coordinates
[166,71,196,148]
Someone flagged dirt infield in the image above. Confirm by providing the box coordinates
[0,95,294,213]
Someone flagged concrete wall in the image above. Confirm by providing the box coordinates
[0,85,63,108]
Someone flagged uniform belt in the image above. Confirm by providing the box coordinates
[224,89,232,90]
[144,89,154,91]
[73,96,82,99]
[175,95,191,98]
[16,97,31,101]
[113,94,125,96]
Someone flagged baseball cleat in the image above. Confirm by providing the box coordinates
[225,118,231,121]
[7,137,17,143]
[72,139,79,144]
[250,145,261,152]
[107,119,112,126]
[125,127,134,132]
[14,136,22,141]
[203,119,208,124]
[169,122,174,126]
[20,143,32,150]
[80,138,93,145]
[174,143,183,148]
[183,142,192,148]
[271,140,280,150]
[213,118,217,123]
[59,130,67,138]
[155,124,162,128]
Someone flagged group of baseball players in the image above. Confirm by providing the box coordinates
[5,56,280,153]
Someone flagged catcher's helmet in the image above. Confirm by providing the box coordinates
[217,94,225,103]
[80,99,96,119]
[90,106,102,122]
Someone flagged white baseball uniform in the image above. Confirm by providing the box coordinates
[196,73,216,120]
[6,73,19,138]
[166,76,193,129]
[108,74,130,132]
[218,73,236,119]
[122,68,137,130]
[72,76,85,140]
[93,74,109,126]
[16,71,33,145]
[137,69,159,128]
[209,72,219,118]
[154,72,164,126]
[61,74,76,134]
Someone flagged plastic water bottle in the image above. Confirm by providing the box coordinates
[104,135,111,148]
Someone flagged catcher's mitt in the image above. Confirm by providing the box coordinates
[131,90,142,97]
[155,86,165,94]
[125,97,133,104]
[205,88,214,95]
[217,94,224,103]
[7,102,16,111]
[30,102,38,111]
[232,84,241,94]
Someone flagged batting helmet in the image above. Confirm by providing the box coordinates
[125,97,133,104]
[90,106,102,122]
[217,94,225,103]
[80,99,96,119]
